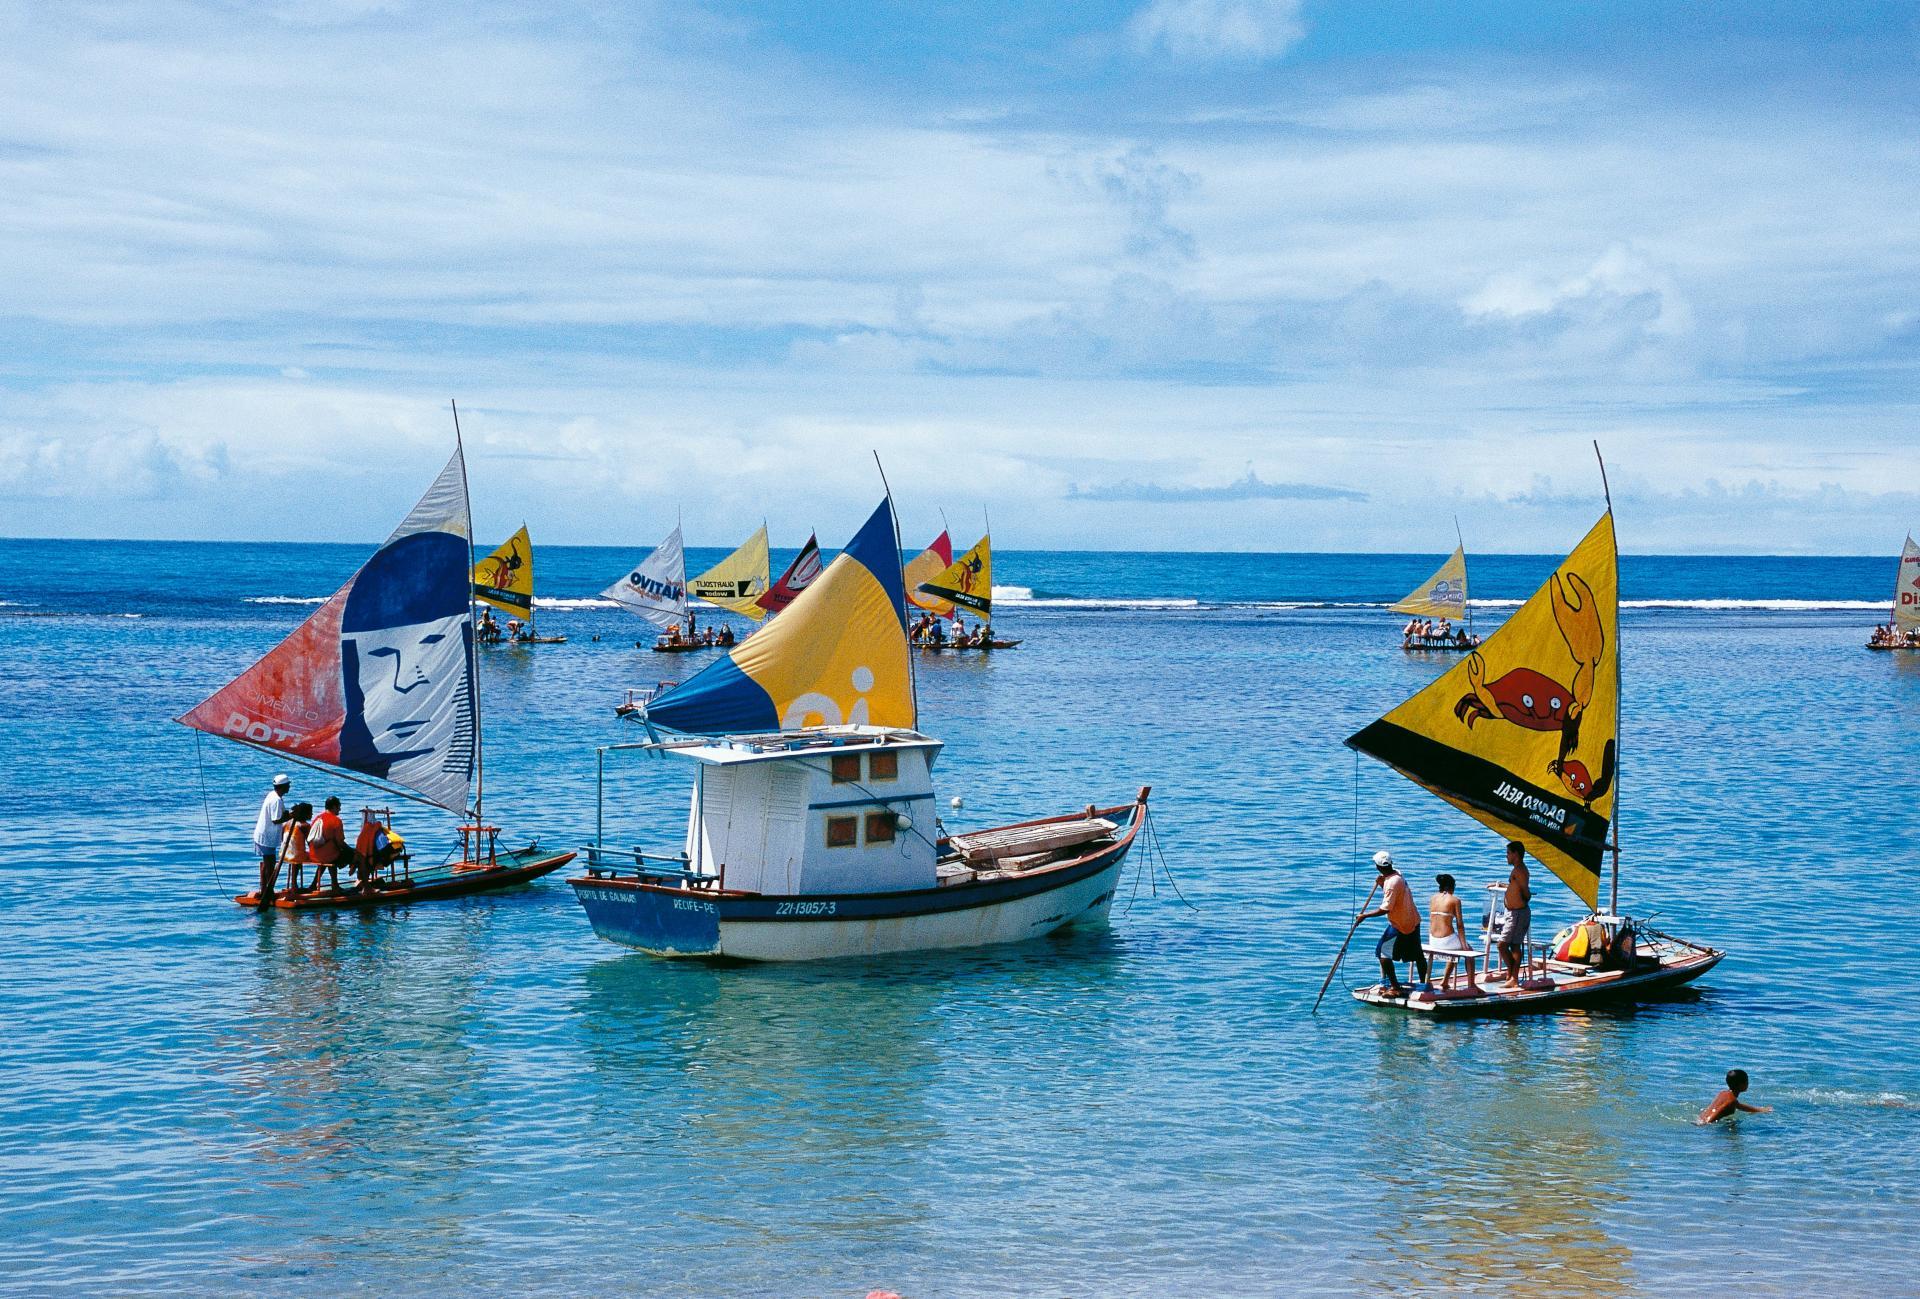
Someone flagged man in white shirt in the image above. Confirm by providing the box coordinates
[253,774,293,904]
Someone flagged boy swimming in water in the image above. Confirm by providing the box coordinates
[1699,1069,1772,1124]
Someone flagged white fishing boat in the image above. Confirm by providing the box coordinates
[1342,475,1723,1016]
[572,497,1146,961]
[1866,533,1920,650]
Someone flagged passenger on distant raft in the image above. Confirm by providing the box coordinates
[1359,850,1429,995]
[305,795,349,894]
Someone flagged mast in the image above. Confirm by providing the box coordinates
[454,399,483,825]
[1455,513,1472,638]
[1594,441,1619,915]
[874,451,919,726]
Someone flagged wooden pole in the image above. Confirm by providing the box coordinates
[1313,877,1381,1014]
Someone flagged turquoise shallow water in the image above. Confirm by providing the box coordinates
[4,541,1918,1297]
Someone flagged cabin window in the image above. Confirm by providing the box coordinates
[869,750,899,781]
[865,811,897,844]
[830,754,861,784]
[825,815,858,848]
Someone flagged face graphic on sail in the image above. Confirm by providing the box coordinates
[339,532,473,787]
[1454,569,1606,787]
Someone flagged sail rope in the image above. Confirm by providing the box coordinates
[192,731,227,895]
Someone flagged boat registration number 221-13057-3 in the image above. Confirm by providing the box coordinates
[774,900,838,917]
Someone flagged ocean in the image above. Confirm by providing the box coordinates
[4,537,1916,1297]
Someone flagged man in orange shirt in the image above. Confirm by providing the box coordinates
[1359,850,1429,995]
[305,796,350,894]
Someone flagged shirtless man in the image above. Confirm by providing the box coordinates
[1699,1069,1772,1124]
[1428,873,1475,988]
[1497,841,1532,984]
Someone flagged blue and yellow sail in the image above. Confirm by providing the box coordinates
[642,500,914,735]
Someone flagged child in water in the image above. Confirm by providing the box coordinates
[1699,1069,1772,1124]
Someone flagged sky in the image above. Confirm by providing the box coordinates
[0,0,1916,553]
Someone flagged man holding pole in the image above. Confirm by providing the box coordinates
[1359,850,1429,996]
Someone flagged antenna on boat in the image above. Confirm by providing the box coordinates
[454,398,483,828]
[873,450,920,728]
[1594,440,1620,916]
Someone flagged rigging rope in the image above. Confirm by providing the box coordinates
[193,731,227,896]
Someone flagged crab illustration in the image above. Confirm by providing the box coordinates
[1454,569,1606,768]
[1549,739,1616,805]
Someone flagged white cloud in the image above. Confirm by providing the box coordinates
[1126,0,1306,63]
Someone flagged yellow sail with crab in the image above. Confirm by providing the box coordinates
[472,524,535,618]
[1390,545,1468,619]
[1348,513,1618,908]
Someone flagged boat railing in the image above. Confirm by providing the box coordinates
[580,845,720,888]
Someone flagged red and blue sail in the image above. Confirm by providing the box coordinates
[643,500,915,735]
[178,450,479,813]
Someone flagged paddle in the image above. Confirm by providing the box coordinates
[1313,877,1381,1015]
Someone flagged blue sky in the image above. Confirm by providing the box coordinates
[0,0,1916,552]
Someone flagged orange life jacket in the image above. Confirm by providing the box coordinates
[308,810,345,864]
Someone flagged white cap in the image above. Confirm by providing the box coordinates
[1372,850,1394,869]
[273,773,292,788]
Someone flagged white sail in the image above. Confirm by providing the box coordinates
[603,526,688,630]
[1897,534,1920,633]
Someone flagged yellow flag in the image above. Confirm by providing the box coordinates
[1349,513,1618,908]
[1390,545,1468,618]
[918,534,991,616]
[472,525,534,617]
[690,525,772,621]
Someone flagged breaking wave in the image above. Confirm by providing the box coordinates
[534,597,618,610]
[245,595,327,605]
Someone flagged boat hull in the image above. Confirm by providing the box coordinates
[238,847,575,912]
[1352,946,1724,1018]
[571,812,1139,961]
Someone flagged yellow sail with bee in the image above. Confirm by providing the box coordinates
[472,525,535,618]
[1348,513,1618,907]
[918,534,991,616]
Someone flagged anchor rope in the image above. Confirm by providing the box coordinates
[1144,807,1200,913]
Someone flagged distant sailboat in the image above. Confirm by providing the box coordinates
[1867,534,1920,650]
[904,530,955,617]
[755,533,822,616]
[179,440,574,911]
[690,525,772,621]
[574,498,1147,961]
[1391,537,1475,652]
[473,525,565,644]
[912,532,1020,650]
[1343,494,1722,1016]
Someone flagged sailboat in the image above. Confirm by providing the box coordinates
[572,498,1147,961]
[473,525,566,645]
[914,532,1021,651]
[1866,534,1920,650]
[600,525,717,654]
[904,530,955,617]
[1343,500,1723,1016]
[1391,538,1476,652]
[755,533,822,616]
[179,442,575,911]
[689,525,772,621]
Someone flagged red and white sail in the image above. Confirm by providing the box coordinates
[178,450,478,813]
[755,533,823,616]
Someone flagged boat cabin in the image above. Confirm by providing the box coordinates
[661,725,943,896]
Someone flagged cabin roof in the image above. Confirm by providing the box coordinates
[652,724,942,767]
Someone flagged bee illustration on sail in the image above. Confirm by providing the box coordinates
[473,525,566,645]
[178,427,574,912]
[574,494,1147,962]
[909,528,1020,651]
[1336,457,1722,1016]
